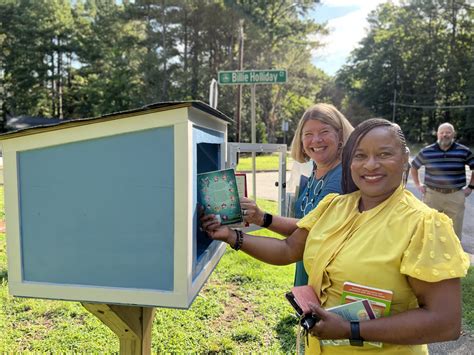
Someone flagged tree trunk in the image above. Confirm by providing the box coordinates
[161,0,168,100]
[57,36,63,119]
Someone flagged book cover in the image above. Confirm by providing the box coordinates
[341,282,393,318]
[327,299,376,321]
[198,168,243,225]
[235,173,248,198]
[320,300,378,347]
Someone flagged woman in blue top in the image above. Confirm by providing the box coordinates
[240,103,353,285]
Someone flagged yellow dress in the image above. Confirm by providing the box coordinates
[296,185,470,354]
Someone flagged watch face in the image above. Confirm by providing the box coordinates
[263,213,272,227]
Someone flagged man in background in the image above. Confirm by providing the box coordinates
[411,122,474,239]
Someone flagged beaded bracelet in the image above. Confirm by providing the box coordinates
[231,229,244,251]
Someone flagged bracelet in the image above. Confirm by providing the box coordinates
[468,184,474,189]
[349,321,364,346]
[231,230,244,251]
[262,213,273,228]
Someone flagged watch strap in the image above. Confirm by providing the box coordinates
[349,321,364,346]
[468,184,474,189]
[262,213,273,228]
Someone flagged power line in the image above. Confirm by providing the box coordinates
[397,91,474,99]
[390,102,474,109]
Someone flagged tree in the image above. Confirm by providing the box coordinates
[337,0,474,142]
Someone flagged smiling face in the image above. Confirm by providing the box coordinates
[301,119,341,169]
[350,126,408,210]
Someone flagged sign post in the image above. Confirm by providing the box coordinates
[218,69,287,200]
[250,85,256,199]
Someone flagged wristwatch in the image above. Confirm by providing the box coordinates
[468,184,474,189]
[262,213,273,228]
[349,321,364,346]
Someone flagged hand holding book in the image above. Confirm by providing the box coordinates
[198,168,243,225]
[200,212,235,244]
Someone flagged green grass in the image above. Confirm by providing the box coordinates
[0,193,299,352]
[462,267,474,330]
[0,187,472,351]
[236,153,292,172]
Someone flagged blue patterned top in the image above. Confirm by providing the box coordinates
[293,163,343,286]
[294,164,343,219]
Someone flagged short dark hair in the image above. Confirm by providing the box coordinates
[341,118,409,194]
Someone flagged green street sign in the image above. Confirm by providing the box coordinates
[218,69,287,85]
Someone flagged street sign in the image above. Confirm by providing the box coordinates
[218,69,287,85]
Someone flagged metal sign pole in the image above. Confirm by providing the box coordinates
[251,84,256,200]
[217,68,287,202]
[209,79,218,109]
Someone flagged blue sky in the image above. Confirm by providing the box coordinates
[308,1,390,76]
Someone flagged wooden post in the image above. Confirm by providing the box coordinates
[82,303,155,355]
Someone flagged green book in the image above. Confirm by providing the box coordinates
[198,168,243,225]
[327,299,376,321]
[320,300,380,347]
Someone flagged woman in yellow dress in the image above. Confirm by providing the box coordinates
[201,118,469,354]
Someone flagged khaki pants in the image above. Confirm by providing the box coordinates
[424,188,465,239]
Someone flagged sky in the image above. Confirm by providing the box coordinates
[309,0,391,76]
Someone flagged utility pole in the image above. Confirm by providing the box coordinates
[392,89,397,122]
[236,20,244,143]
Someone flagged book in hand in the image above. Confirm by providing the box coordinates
[198,168,243,225]
[235,173,248,199]
[320,300,377,347]
[327,299,376,321]
[328,281,393,348]
[234,173,249,227]
[341,281,393,318]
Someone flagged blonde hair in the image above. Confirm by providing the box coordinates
[290,103,354,163]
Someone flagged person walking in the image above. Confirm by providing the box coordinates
[410,122,474,240]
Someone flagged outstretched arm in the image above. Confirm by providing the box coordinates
[309,277,461,344]
[240,197,300,236]
[201,214,308,265]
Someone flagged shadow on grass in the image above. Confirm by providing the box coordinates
[275,314,299,353]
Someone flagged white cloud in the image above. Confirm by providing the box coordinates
[311,0,393,75]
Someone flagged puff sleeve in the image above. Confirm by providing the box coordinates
[400,210,470,282]
[296,193,339,231]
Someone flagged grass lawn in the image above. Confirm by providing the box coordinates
[0,186,472,351]
[0,192,298,352]
[462,267,474,330]
[236,153,292,172]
